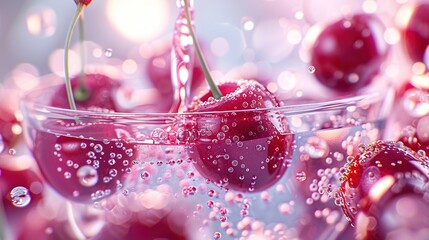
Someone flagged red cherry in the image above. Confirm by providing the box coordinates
[310,14,388,91]
[336,141,429,225]
[402,3,429,64]
[74,0,92,6]
[146,45,206,98]
[50,74,121,112]
[187,80,293,192]
[31,120,137,203]
[355,177,429,240]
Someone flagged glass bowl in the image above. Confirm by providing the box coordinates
[20,75,392,239]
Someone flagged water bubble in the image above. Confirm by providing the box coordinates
[141,171,150,180]
[94,144,103,153]
[213,232,222,239]
[104,48,113,57]
[8,148,16,155]
[10,186,31,207]
[304,136,329,158]
[308,65,316,74]
[295,171,307,182]
[77,165,99,187]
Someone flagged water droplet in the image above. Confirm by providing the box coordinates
[141,171,150,180]
[308,65,316,74]
[10,186,31,207]
[8,148,16,155]
[76,165,99,187]
[295,171,307,182]
[104,48,113,57]
[213,232,222,239]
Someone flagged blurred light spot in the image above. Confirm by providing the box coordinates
[412,62,426,75]
[383,28,400,45]
[210,37,230,57]
[395,4,414,29]
[252,20,293,62]
[411,74,429,89]
[49,49,81,77]
[26,7,56,37]
[277,71,297,91]
[10,63,40,86]
[362,0,378,13]
[287,29,302,45]
[242,17,255,31]
[93,48,103,58]
[106,0,170,42]
[294,11,304,20]
[122,59,138,75]
[266,82,278,93]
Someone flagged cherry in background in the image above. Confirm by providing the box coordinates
[402,3,429,64]
[336,141,429,225]
[354,177,429,240]
[187,80,293,192]
[310,14,388,92]
[145,43,207,99]
[50,73,122,112]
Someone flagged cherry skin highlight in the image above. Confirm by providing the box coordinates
[336,141,429,225]
[187,80,293,192]
[32,120,137,203]
[310,14,388,91]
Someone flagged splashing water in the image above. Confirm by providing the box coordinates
[170,0,196,113]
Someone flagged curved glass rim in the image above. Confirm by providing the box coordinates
[21,83,388,118]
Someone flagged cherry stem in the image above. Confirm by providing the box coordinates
[74,14,90,102]
[64,3,86,110]
[183,0,222,99]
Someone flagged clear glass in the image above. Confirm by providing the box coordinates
[21,75,392,239]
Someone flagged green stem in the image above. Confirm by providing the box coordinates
[64,4,86,110]
[183,0,222,99]
[75,13,90,101]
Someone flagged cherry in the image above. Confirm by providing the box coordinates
[32,120,137,203]
[310,14,388,91]
[179,1,292,192]
[74,0,92,6]
[50,73,121,112]
[187,80,292,192]
[355,177,429,240]
[402,3,429,64]
[146,43,207,98]
[336,141,429,225]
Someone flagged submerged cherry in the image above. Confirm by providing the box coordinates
[402,3,429,64]
[32,121,136,203]
[188,80,292,191]
[336,141,429,225]
[50,73,121,111]
[310,14,388,91]
[355,177,429,240]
